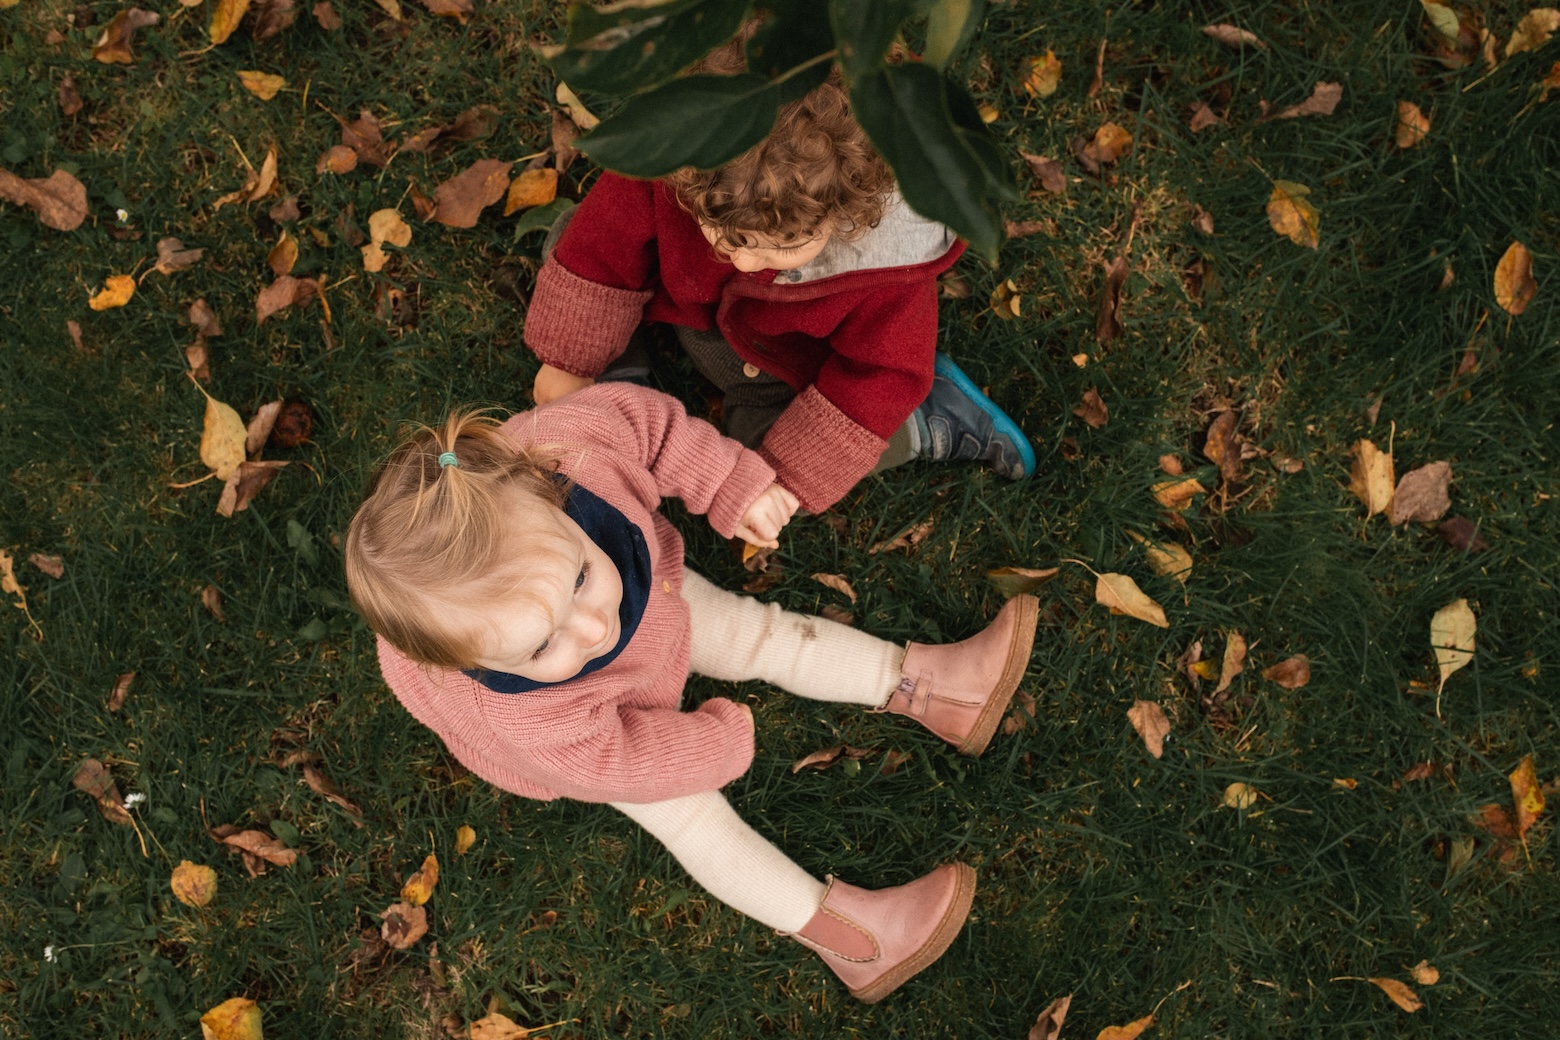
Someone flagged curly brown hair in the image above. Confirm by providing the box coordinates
[666,78,895,251]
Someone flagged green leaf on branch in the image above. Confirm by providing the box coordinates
[849,64,1015,261]
[513,198,576,241]
[923,0,985,68]
[747,0,835,102]
[546,0,753,95]
[829,0,934,79]
[576,74,781,177]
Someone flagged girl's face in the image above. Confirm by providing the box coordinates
[699,221,832,273]
[468,506,624,684]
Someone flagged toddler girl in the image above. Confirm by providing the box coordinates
[345,383,1037,1002]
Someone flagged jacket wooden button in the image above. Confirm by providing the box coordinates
[742,362,761,378]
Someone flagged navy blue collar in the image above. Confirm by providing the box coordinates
[464,483,651,694]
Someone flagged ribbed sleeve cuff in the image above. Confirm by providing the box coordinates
[759,387,886,513]
[523,258,653,377]
[705,450,778,539]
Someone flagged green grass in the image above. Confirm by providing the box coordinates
[3,0,1558,1036]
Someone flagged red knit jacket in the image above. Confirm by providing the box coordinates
[374,384,772,804]
[523,173,965,513]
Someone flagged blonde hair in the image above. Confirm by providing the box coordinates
[345,410,570,669]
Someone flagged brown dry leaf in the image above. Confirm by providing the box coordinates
[1333,777,1358,790]
[190,299,223,338]
[1125,531,1192,585]
[1264,81,1343,121]
[374,0,403,19]
[1541,59,1560,101]
[1076,122,1133,174]
[58,76,83,117]
[171,861,218,907]
[216,460,289,517]
[1438,516,1489,552]
[0,169,88,231]
[791,745,872,773]
[1348,438,1396,519]
[811,573,857,602]
[362,208,412,272]
[1430,598,1476,699]
[939,271,972,298]
[1188,101,1221,133]
[1003,690,1036,734]
[1369,978,1423,1013]
[503,168,558,216]
[382,902,429,949]
[313,0,341,28]
[444,106,499,144]
[269,197,301,224]
[1510,754,1545,840]
[1202,23,1265,48]
[72,758,133,824]
[211,825,297,875]
[552,108,581,170]
[430,159,512,228]
[1203,410,1243,483]
[109,671,134,711]
[250,0,297,40]
[1475,800,1517,840]
[1261,655,1310,689]
[2,549,41,640]
[67,319,87,353]
[869,518,933,554]
[989,277,1021,319]
[1267,181,1320,249]
[419,0,472,21]
[301,762,362,816]
[1097,1013,1156,1040]
[1159,455,1184,475]
[1507,7,1560,56]
[341,111,393,167]
[196,389,248,481]
[469,1013,537,1040]
[237,70,286,101]
[1191,206,1215,235]
[1152,476,1206,512]
[209,0,252,43]
[267,231,298,277]
[1214,631,1247,694]
[1395,101,1431,148]
[1019,151,1067,194]
[1410,960,1440,986]
[202,584,225,621]
[29,553,65,579]
[1402,762,1436,783]
[1096,257,1127,342]
[555,82,599,130]
[1494,241,1537,315]
[92,7,159,63]
[1272,454,1304,474]
[1027,994,1072,1040]
[819,605,856,625]
[1389,460,1452,525]
[187,342,209,382]
[986,566,1060,597]
[255,274,316,324]
[1127,700,1170,759]
[1096,573,1169,628]
[1073,388,1110,428]
[317,144,358,175]
[89,275,136,311]
[455,825,476,855]
[200,997,262,1040]
[154,238,205,275]
[1024,51,1063,97]
[1222,782,1259,810]
[402,853,440,906]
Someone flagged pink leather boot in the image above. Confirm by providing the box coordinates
[788,863,976,1003]
[880,594,1038,756]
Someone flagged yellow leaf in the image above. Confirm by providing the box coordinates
[1126,531,1191,584]
[503,168,559,216]
[1510,754,1545,839]
[1429,598,1476,697]
[200,997,263,1040]
[976,101,1001,123]
[1493,241,1537,316]
[374,0,402,19]
[1151,476,1206,511]
[1266,180,1319,248]
[171,861,218,907]
[237,70,286,100]
[989,277,1021,319]
[1419,0,1460,44]
[1126,700,1169,759]
[470,1013,533,1040]
[1222,782,1259,810]
[199,391,249,481]
[1348,438,1395,518]
[267,231,298,277]
[1191,658,1219,680]
[209,0,252,44]
[88,274,136,310]
[1213,630,1247,695]
[555,82,599,130]
[401,853,440,906]
[1369,977,1422,1013]
[1506,7,1560,57]
[1095,572,1169,628]
[1024,50,1063,97]
[1409,960,1440,986]
[1097,1013,1155,1040]
[1394,101,1430,148]
[455,825,476,855]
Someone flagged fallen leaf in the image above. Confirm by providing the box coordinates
[1074,388,1109,428]
[455,825,476,855]
[1152,476,1206,512]
[255,275,316,324]
[552,107,581,170]
[1264,81,1343,121]
[202,584,225,621]
[879,749,912,775]
[210,825,297,875]
[88,275,136,311]
[313,0,340,28]
[250,0,297,39]
[1127,700,1170,759]
[1348,438,1396,519]
[190,299,223,337]
[212,145,279,210]
[1541,59,1560,101]
[92,7,159,63]
[1125,531,1192,584]
[986,566,1060,597]
[1003,690,1036,734]
[1390,460,1452,525]
[1027,994,1072,1040]
[1437,516,1489,552]
[200,997,262,1040]
[817,601,854,625]
[1506,7,1560,56]
[419,0,472,21]
[1474,801,1517,839]
[503,169,558,217]
[317,144,358,175]
[381,901,429,949]
[1369,977,1422,1013]
[402,854,440,906]
[1188,101,1221,133]
[196,390,248,481]
[1444,834,1476,882]
[939,271,972,298]
[209,0,252,44]
[1410,960,1440,986]
[1071,352,1090,367]
[302,763,362,816]
[1075,122,1133,174]
[1095,572,1169,628]
[1261,655,1310,689]
[171,861,218,907]
[1019,151,1067,193]
[868,519,933,554]
[340,111,394,167]
[1430,598,1476,700]
[430,159,513,228]
[1267,180,1320,249]
[72,758,133,824]
[29,553,64,579]
[791,745,872,773]
[374,0,402,20]
[989,277,1021,319]
[1420,0,1461,44]
[67,319,87,353]
[1333,777,1358,790]
[1202,23,1265,48]
[1098,1013,1155,1040]
[267,231,298,277]
[216,460,289,517]
[1510,754,1545,840]
[469,1013,535,1040]
[1403,762,1436,783]
[109,672,134,711]
[1024,51,1062,97]
[1271,454,1304,474]
[0,169,88,233]
[1159,455,1184,475]
[1223,782,1258,810]
[154,238,205,275]
[1494,241,1536,315]
[1,549,40,640]
[1096,257,1127,342]
[1191,205,1215,235]
[555,82,599,130]
[1395,101,1431,148]
[234,70,285,102]
[58,76,83,117]
[1213,631,1246,694]
[976,101,1001,123]
[1203,409,1243,483]
[811,573,857,602]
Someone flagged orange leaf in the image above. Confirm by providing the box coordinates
[200,997,262,1040]
[503,168,559,215]
[1510,754,1545,839]
[88,275,136,311]
[455,825,477,855]
[171,860,218,907]
[401,853,440,905]
[1395,101,1430,148]
[1494,241,1537,316]
[1369,977,1422,1013]
[237,70,286,100]
[1024,51,1062,97]
[1266,180,1320,248]
[1097,1013,1155,1040]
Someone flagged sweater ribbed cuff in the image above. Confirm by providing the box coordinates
[524,258,654,377]
[759,386,887,513]
[705,451,779,539]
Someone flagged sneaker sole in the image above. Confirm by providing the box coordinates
[933,354,1038,479]
[852,863,978,1004]
[960,594,1039,756]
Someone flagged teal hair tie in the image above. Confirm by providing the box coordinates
[437,451,459,469]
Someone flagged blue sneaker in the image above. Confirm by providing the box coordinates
[913,354,1036,480]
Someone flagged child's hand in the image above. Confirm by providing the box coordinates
[533,364,595,405]
[733,483,799,548]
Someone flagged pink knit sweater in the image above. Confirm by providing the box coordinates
[374,384,772,803]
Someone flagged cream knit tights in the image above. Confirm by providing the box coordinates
[680,569,904,706]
